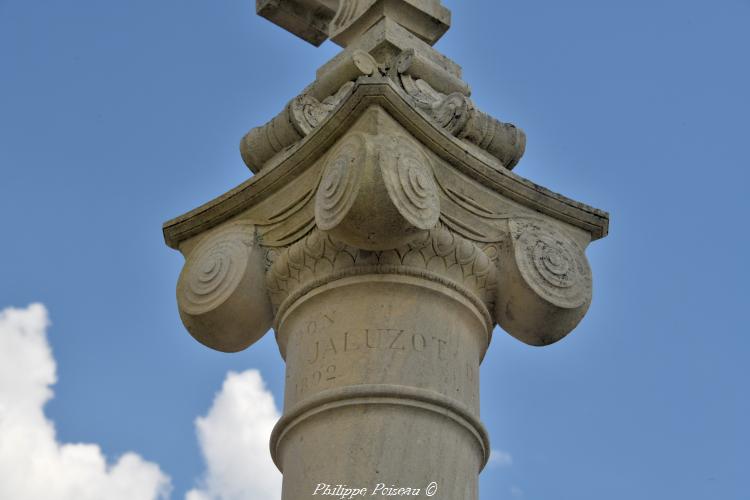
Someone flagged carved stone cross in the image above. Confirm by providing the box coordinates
[164,2,609,498]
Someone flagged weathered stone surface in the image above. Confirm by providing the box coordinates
[239,68,524,174]
[256,0,339,46]
[318,16,463,78]
[314,132,440,250]
[176,222,273,352]
[328,0,451,47]
[494,218,593,346]
[272,278,489,499]
[257,0,451,48]
[165,2,609,498]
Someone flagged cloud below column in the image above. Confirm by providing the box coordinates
[186,370,282,500]
[0,303,172,500]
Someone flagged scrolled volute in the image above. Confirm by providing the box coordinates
[314,132,440,250]
[177,221,273,352]
[494,218,592,346]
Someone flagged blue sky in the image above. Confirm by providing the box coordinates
[1,0,748,499]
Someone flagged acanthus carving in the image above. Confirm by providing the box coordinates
[265,227,497,324]
[239,48,526,174]
[293,82,356,134]
[240,82,355,172]
[167,6,609,361]
[247,110,523,255]
[397,72,526,170]
[240,49,380,173]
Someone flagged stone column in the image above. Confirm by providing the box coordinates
[164,2,609,499]
[269,227,492,499]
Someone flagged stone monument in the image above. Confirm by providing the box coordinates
[163,1,609,498]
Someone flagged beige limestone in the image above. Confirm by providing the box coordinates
[328,0,451,47]
[318,17,463,79]
[257,0,451,49]
[176,221,273,352]
[165,2,609,498]
[256,0,339,46]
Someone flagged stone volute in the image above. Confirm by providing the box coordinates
[164,1,609,498]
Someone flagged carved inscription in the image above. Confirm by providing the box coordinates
[306,328,451,364]
[295,363,339,396]
[291,310,340,397]
[291,314,458,398]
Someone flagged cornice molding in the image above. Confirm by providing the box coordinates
[163,79,608,249]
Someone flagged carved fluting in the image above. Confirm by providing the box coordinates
[266,227,496,327]
[314,132,440,250]
[177,222,273,352]
[494,219,592,347]
[330,0,364,32]
[398,73,526,169]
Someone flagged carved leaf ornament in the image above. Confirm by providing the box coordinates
[171,49,607,351]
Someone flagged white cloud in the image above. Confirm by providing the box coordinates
[0,303,283,500]
[510,485,524,498]
[186,370,282,500]
[489,448,513,467]
[0,303,172,500]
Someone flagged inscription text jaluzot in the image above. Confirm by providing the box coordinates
[306,329,450,364]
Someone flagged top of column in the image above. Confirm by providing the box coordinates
[165,1,609,354]
[257,0,451,47]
